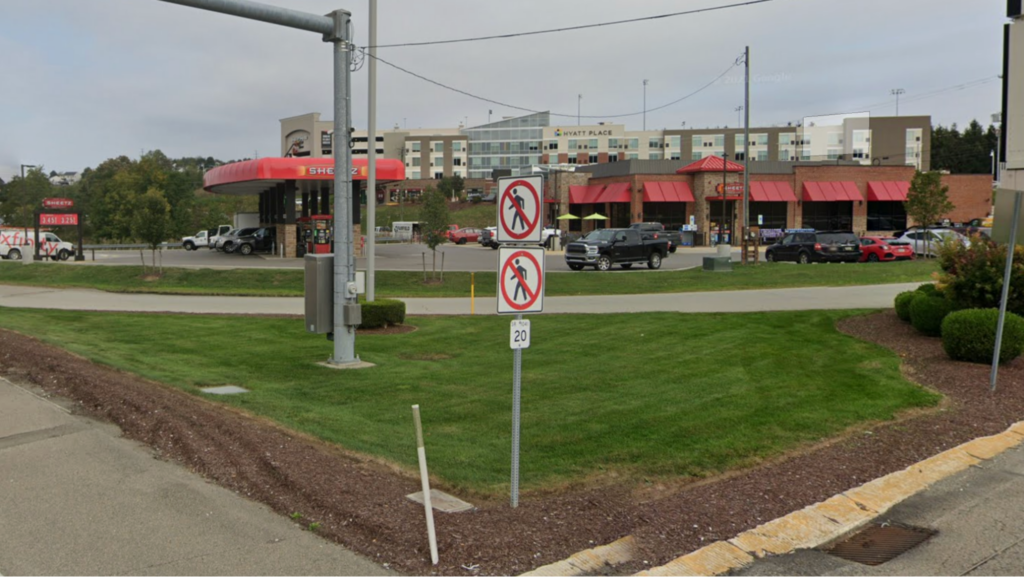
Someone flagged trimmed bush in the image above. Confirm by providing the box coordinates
[895,291,917,322]
[359,299,406,329]
[909,296,954,337]
[916,283,939,296]
[942,308,1024,364]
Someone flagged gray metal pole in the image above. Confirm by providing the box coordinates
[743,46,750,246]
[991,191,1022,391]
[511,314,522,508]
[158,0,332,34]
[330,9,358,365]
[366,0,377,302]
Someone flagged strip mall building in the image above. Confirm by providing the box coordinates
[549,157,991,246]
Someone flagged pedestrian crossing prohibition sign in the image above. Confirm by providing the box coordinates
[496,175,543,243]
[497,246,545,314]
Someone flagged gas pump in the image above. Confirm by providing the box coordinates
[296,217,312,257]
[310,214,333,254]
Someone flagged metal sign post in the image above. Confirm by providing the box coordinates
[496,176,544,508]
[991,190,1023,391]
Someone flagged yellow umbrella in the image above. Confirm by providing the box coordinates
[582,213,608,220]
[556,214,580,220]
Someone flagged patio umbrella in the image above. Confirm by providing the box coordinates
[583,213,608,220]
[556,214,580,220]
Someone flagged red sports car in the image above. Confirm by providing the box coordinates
[859,236,915,262]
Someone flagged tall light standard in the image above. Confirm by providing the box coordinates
[643,79,649,131]
[891,88,905,116]
[735,105,743,128]
[720,153,729,246]
[577,94,582,126]
[20,164,36,179]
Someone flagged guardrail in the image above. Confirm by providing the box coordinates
[81,243,179,261]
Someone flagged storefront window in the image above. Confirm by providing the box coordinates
[867,201,907,231]
[802,202,854,231]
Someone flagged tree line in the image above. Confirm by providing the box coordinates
[0,151,257,243]
[931,119,1000,175]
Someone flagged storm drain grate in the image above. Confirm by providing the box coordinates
[825,523,936,566]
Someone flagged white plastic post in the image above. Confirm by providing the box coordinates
[412,405,439,565]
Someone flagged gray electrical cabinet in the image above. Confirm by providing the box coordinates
[305,254,334,334]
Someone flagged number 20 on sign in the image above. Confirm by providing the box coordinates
[510,319,531,350]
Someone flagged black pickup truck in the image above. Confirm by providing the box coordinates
[628,222,681,253]
[564,228,670,271]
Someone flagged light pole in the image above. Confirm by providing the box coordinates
[577,94,582,126]
[891,88,905,116]
[20,164,36,179]
[735,105,743,129]
[720,153,729,246]
[643,79,649,131]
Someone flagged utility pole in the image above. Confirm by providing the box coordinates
[994,112,1003,183]
[643,79,649,131]
[158,0,362,367]
[891,88,905,116]
[367,0,377,302]
[742,46,750,254]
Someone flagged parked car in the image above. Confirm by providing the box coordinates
[450,227,483,244]
[765,230,861,264]
[564,228,669,271]
[232,227,277,255]
[479,227,497,247]
[182,224,231,251]
[216,227,259,253]
[858,236,915,262]
[893,228,969,258]
[628,222,680,253]
[444,224,461,241]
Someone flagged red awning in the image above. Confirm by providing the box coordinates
[802,182,862,202]
[676,155,746,174]
[569,184,605,204]
[203,157,406,195]
[866,181,910,202]
[643,181,695,202]
[749,182,797,202]
[599,182,631,203]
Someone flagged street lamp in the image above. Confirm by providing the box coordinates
[720,153,729,246]
[891,88,905,116]
[20,164,36,179]
[643,79,649,131]
[735,105,743,128]
[577,94,582,126]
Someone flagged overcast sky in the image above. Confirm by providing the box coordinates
[0,0,1008,182]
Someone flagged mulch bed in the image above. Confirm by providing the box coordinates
[2,310,1023,576]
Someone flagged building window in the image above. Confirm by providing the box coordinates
[778,148,791,161]
[670,153,680,160]
[411,142,421,152]
[692,151,703,160]
[713,135,725,147]
[627,153,639,160]
[588,138,598,149]
[649,152,663,160]
[588,154,599,163]
[734,134,744,148]
[547,141,559,150]
[410,170,420,179]
[734,152,746,161]
[433,157,443,166]
[434,172,444,179]
[433,142,443,152]
[628,138,639,149]
[756,133,769,146]
[609,153,619,162]
[411,157,421,167]
[667,135,680,148]
[779,133,795,145]
[757,150,769,161]
[609,138,620,148]
[568,157,578,164]
[568,139,579,150]
[827,132,842,146]
[827,149,841,160]
[649,138,660,148]
[691,135,702,148]
[453,158,462,166]
[453,141,463,151]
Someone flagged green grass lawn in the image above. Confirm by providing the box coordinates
[0,259,938,298]
[0,308,939,496]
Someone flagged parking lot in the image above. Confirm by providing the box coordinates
[77,242,740,272]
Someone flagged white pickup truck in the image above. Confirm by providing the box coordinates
[182,225,232,251]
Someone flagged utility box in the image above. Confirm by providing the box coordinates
[702,256,732,272]
[305,254,334,334]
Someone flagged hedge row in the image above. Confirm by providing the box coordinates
[359,299,406,329]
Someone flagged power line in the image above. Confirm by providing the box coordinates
[364,50,741,120]
[368,0,777,49]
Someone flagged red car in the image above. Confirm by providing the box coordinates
[859,236,915,262]
[449,227,483,244]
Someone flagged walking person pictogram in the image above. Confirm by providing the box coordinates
[508,188,526,231]
[511,258,528,301]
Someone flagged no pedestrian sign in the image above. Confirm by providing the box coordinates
[496,175,543,244]
[497,246,545,314]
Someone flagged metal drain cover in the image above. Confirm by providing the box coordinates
[825,523,936,566]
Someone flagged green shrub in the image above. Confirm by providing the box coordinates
[895,291,917,322]
[910,296,954,337]
[916,283,939,296]
[937,235,1024,315]
[359,299,406,329]
[942,308,1024,364]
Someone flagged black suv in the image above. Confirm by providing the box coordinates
[233,227,277,255]
[765,230,861,264]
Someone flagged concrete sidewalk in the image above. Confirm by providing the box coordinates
[0,377,392,576]
[0,282,922,316]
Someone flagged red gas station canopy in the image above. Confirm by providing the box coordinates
[203,157,406,196]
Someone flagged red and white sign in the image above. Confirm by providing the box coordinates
[498,246,545,314]
[40,213,78,226]
[496,175,543,243]
[42,198,74,209]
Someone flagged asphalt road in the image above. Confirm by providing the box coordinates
[77,242,737,272]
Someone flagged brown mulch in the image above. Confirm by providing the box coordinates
[2,310,1024,576]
